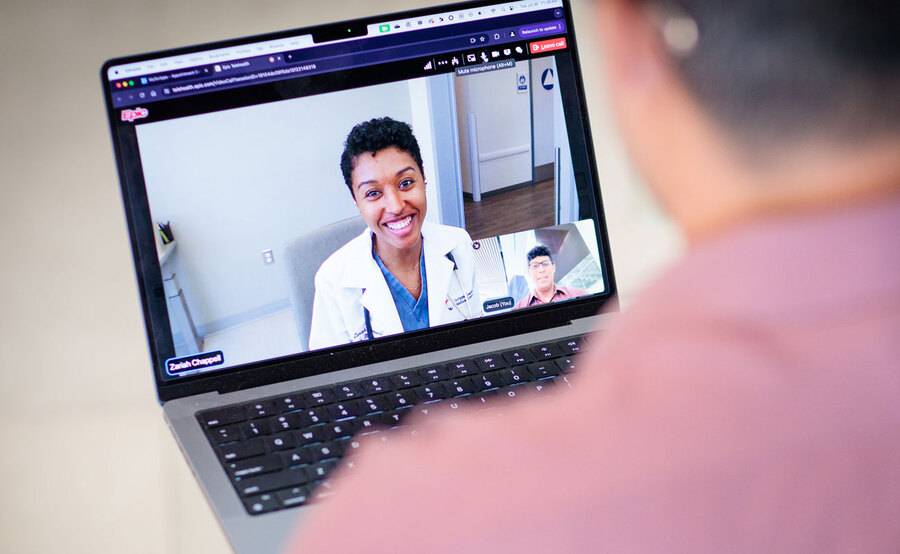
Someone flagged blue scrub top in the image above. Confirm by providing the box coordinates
[373,248,430,332]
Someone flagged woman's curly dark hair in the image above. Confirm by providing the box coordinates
[340,117,424,195]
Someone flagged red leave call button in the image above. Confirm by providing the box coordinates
[529,37,567,54]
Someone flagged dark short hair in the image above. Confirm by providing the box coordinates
[527,245,553,264]
[340,117,425,194]
[644,0,900,147]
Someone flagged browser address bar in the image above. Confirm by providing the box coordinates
[161,20,564,99]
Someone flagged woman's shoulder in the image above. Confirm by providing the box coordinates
[424,221,474,245]
[315,230,371,281]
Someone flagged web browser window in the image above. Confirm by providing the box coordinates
[104,0,611,380]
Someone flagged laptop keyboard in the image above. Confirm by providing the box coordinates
[197,335,584,515]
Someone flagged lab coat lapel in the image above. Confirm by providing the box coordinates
[340,230,403,336]
[359,270,403,336]
[423,223,456,324]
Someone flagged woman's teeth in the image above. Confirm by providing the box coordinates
[385,216,413,231]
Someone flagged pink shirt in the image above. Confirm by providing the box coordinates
[289,195,900,553]
[514,284,588,309]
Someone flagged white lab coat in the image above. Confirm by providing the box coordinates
[308,221,482,350]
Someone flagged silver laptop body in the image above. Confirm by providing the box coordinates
[102,1,617,551]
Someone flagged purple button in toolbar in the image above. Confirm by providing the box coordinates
[518,21,566,38]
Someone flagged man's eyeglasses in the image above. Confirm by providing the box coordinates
[528,260,553,269]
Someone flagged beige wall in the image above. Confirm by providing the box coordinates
[0,0,681,552]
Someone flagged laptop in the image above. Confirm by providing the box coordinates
[101,0,617,551]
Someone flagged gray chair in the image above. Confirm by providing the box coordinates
[284,216,367,352]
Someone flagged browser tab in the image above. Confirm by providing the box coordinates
[106,34,314,79]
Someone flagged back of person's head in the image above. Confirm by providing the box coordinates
[602,1,900,239]
[340,117,425,194]
[643,0,900,148]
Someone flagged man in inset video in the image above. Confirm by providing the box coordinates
[515,245,586,309]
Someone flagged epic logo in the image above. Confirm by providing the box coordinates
[121,107,149,122]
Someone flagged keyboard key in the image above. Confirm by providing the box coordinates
[265,432,296,451]
[200,407,246,428]
[246,401,278,419]
[386,391,417,410]
[556,356,577,372]
[327,400,362,420]
[357,415,380,433]
[342,437,364,456]
[448,360,477,377]
[267,413,303,433]
[528,379,556,394]
[380,408,411,427]
[209,424,241,445]
[411,403,440,420]
[323,419,359,440]
[499,384,526,401]
[466,389,499,407]
[390,372,422,389]
[361,394,391,414]
[310,481,338,503]
[528,361,561,379]
[244,493,279,515]
[309,459,339,480]
[558,338,582,355]
[282,447,314,467]
[414,382,449,402]
[228,454,284,478]
[302,388,336,407]
[530,343,562,360]
[498,367,533,386]
[219,438,265,462]
[310,442,343,462]
[475,355,507,372]
[445,399,465,411]
[446,378,477,396]
[295,425,325,447]
[237,466,310,496]
[473,372,501,392]
[275,394,303,413]
[359,377,393,395]
[276,486,310,508]
[334,382,363,400]
[418,365,450,383]
[239,419,271,439]
[501,349,536,366]
[298,407,331,426]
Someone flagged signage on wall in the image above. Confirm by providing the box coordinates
[541,68,555,91]
[516,72,528,93]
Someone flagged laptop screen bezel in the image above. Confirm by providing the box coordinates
[101,0,618,403]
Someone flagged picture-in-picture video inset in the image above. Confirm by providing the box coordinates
[136,56,603,376]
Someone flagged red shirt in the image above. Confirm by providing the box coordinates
[289,195,900,553]
[514,284,587,309]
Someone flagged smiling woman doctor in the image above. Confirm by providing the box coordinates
[308,117,481,350]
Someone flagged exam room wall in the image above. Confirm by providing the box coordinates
[137,82,413,334]
[0,1,681,553]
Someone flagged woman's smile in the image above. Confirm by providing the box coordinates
[351,146,427,260]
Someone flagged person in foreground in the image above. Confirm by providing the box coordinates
[293,1,900,551]
[309,117,480,350]
[515,245,587,309]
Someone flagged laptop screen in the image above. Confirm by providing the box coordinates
[103,0,615,383]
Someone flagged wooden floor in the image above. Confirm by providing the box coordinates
[464,179,555,240]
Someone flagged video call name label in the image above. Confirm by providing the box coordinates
[166,351,225,374]
[483,297,515,313]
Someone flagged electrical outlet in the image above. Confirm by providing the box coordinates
[262,249,275,264]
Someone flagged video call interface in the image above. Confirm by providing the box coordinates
[114,0,610,379]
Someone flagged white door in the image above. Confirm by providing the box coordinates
[455,61,533,196]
